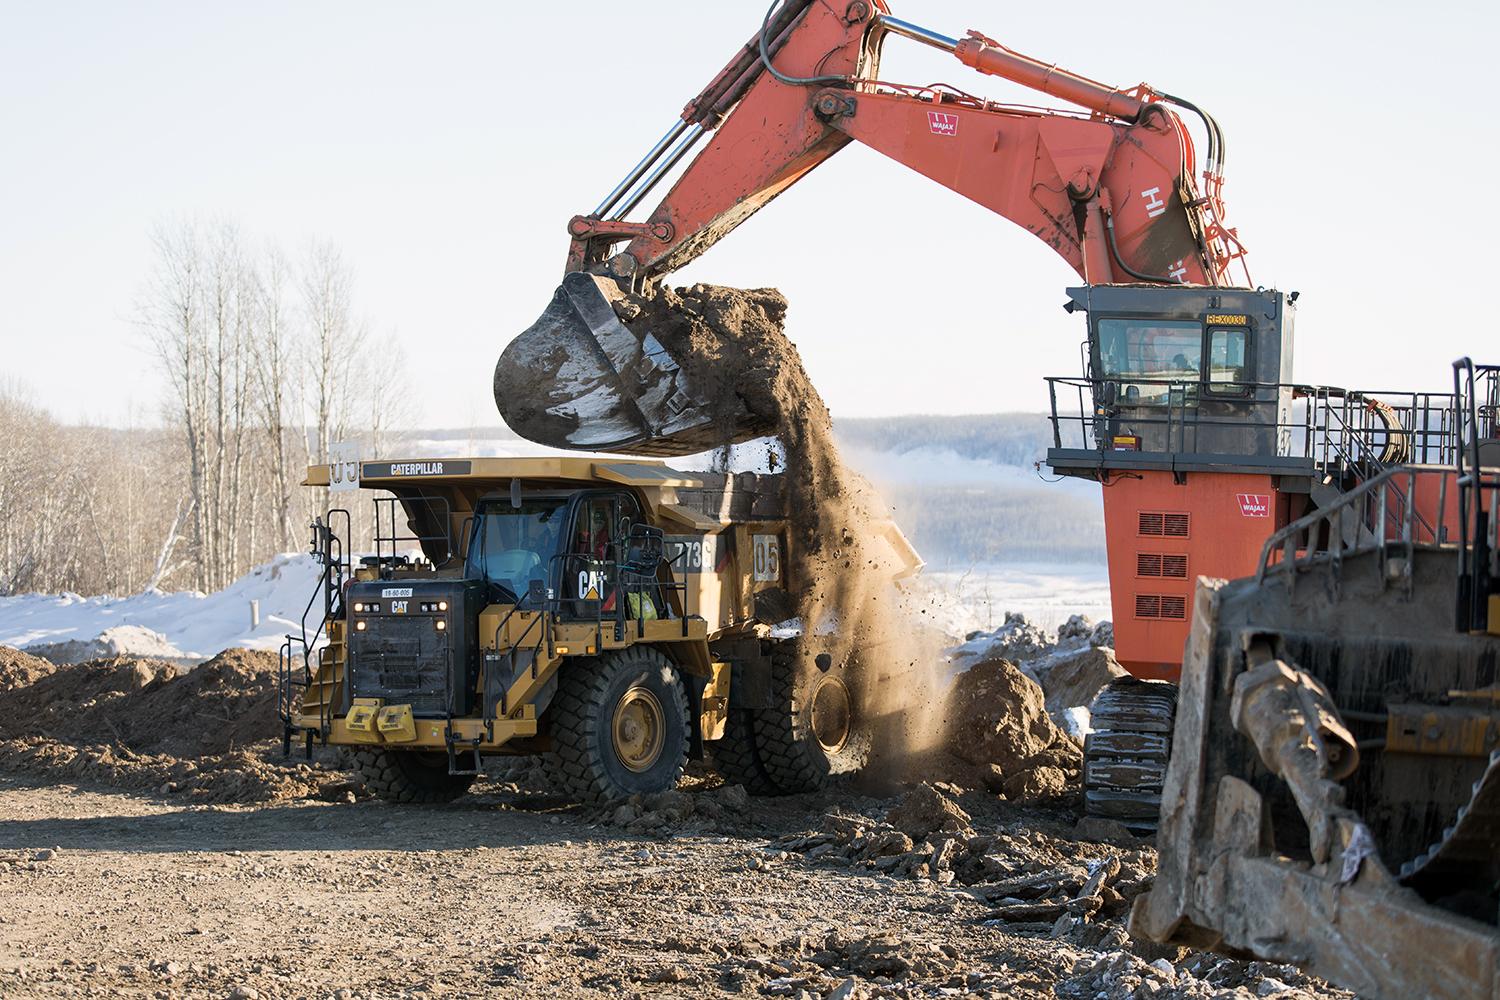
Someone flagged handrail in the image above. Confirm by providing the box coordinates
[1255,465,1432,587]
[1044,375,1460,475]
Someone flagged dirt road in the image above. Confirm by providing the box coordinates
[0,772,1348,1000]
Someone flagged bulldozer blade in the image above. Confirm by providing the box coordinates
[494,272,727,457]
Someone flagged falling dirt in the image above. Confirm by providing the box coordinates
[0,647,353,804]
[621,281,955,774]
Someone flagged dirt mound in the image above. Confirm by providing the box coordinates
[0,646,54,691]
[939,657,1083,801]
[0,649,352,803]
[0,648,280,755]
[885,781,973,841]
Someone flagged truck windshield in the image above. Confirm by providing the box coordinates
[467,497,569,599]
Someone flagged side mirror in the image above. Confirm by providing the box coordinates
[622,524,664,575]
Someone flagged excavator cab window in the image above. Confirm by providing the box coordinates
[1205,327,1251,394]
[1096,319,1203,405]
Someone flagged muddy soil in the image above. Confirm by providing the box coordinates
[0,646,1351,999]
[0,649,352,805]
[0,773,1351,1000]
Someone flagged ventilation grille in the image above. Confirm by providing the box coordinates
[1138,511,1190,537]
[1136,552,1189,579]
[1135,593,1188,620]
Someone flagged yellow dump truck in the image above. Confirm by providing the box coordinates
[279,456,917,804]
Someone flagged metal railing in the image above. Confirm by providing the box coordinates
[1454,358,1500,632]
[1046,376,1460,480]
[371,495,453,573]
[1254,466,1443,599]
[278,510,351,751]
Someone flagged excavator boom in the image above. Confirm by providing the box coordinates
[495,0,1248,454]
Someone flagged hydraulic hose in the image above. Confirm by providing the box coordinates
[759,0,850,86]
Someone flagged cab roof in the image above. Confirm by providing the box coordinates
[304,456,703,491]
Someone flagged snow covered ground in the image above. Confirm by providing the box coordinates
[911,563,1112,637]
[0,553,326,660]
[0,552,1110,663]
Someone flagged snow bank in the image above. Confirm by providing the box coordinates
[0,553,326,661]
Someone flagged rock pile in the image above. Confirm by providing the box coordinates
[599,784,752,835]
[769,783,1148,899]
[1056,951,1345,1000]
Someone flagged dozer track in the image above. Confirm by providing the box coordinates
[1083,678,1176,829]
[1400,750,1500,905]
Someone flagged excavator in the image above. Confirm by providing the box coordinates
[493,2,1499,995]
[497,0,1266,830]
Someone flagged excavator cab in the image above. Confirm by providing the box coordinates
[1070,285,1296,461]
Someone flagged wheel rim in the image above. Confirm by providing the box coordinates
[809,676,852,754]
[611,686,666,773]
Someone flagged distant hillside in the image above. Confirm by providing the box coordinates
[835,413,1057,467]
[407,414,1105,567]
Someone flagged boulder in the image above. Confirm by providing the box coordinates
[1041,646,1128,714]
[944,657,1064,773]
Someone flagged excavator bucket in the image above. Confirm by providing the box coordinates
[495,272,734,457]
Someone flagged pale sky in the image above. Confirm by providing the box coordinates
[2,1,1495,429]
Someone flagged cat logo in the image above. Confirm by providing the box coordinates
[577,569,605,601]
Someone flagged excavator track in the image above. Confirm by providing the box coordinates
[1083,677,1177,830]
[1399,750,1500,914]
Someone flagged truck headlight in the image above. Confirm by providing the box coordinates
[435,620,447,631]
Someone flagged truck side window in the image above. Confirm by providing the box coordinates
[1206,327,1250,392]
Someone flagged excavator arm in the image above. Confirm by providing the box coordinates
[496,0,1250,455]
[569,0,1246,288]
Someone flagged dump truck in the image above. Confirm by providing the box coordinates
[278,456,918,803]
[1133,360,1500,1000]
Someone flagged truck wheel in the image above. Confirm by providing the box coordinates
[548,647,689,803]
[750,642,870,794]
[710,707,778,796]
[349,748,476,804]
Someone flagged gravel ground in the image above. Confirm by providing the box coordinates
[0,772,1352,1000]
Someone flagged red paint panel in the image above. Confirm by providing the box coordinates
[1101,470,1288,680]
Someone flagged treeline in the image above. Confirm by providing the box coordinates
[0,222,414,597]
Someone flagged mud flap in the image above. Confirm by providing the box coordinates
[494,272,718,456]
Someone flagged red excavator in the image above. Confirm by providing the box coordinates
[496,5,1500,993]
[497,2,1251,454]
[496,0,1279,824]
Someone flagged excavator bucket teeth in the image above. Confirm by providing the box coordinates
[494,272,727,457]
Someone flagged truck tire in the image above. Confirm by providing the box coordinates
[349,748,476,804]
[547,647,689,803]
[710,707,779,796]
[749,642,870,794]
